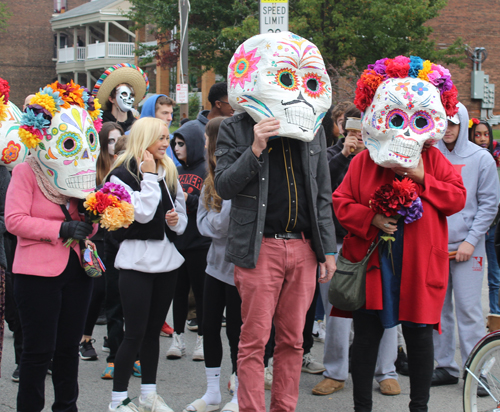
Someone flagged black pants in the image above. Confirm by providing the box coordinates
[113,269,177,392]
[173,248,209,336]
[4,268,23,365]
[14,250,92,412]
[203,274,242,372]
[351,311,434,412]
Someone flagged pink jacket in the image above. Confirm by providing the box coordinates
[5,162,96,277]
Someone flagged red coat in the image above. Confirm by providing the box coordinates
[331,147,466,330]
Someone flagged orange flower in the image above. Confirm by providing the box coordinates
[100,201,135,231]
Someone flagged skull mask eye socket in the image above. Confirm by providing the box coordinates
[385,109,409,130]
[306,78,318,92]
[301,72,327,98]
[276,68,298,91]
[410,111,434,135]
[57,132,82,157]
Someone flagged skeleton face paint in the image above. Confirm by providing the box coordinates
[107,129,121,156]
[362,77,446,168]
[0,101,28,170]
[228,32,332,142]
[33,106,100,198]
[116,85,134,112]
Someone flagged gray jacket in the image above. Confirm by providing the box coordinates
[214,112,337,269]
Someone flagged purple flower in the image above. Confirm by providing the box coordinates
[398,197,423,224]
[100,182,131,203]
[367,58,388,75]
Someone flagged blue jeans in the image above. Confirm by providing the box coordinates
[486,224,500,314]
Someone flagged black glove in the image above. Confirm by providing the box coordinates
[60,221,93,240]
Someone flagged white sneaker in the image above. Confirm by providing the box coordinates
[109,398,140,412]
[166,333,185,359]
[228,372,236,395]
[301,352,326,374]
[192,335,204,361]
[264,358,273,390]
[139,392,174,412]
[312,320,326,343]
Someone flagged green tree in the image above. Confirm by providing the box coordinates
[128,0,463,75]
[0,2,12,32]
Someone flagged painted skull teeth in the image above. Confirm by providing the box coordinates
[284,106,315,130]
[66,172,96,190]
[388,136,420,160]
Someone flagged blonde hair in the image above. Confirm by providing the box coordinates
[109,117,178,192]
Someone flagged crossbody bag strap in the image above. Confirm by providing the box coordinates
[60,204,73,222]
[362,238,383,264]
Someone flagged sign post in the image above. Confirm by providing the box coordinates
[259,0,288,34]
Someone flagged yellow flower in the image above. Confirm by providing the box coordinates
[19,127,41,149]
[418,60,433,82]
[100,202,135,231]
[30,93,57,115]
[0,95,7,122]
[93,98,102,112]
[88,108,101,121]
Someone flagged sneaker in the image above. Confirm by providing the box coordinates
[395,345,409,376]
[222,316,227,327]
[79,339,98,361]
[312,320,326,343]
[139,392,174,412]
[109,398,140,412]
[133,360,142,377]
[103,336,110,352]
[302,352,326,374]
[166,332,186,359]
[160,322,174,337]
[11,365,20,382]
[228,372,236,395]
[193,335,204,361]
[101,362,114,379]
[186,318,198,331]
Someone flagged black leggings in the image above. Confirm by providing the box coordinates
[173,248,209,336]
[203,274,242,372]
[351,311,434,412]
[113,269,177,392]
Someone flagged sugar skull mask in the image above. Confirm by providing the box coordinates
[116,85,134,112]
[354,56,459,169]
[19,81,102,199]
[228,32,332,142]
[362,77,447,168]
[0,101,28,170]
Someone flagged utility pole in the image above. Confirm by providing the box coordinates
[178,0,190,120]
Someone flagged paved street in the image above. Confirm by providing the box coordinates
[0,273,490,412]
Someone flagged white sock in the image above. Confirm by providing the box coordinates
[111,391,128,409]
[231,374,239,405]
[141,384,157,400]
[201,367,221,406]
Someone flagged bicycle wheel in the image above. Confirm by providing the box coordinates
[463,336,500,412]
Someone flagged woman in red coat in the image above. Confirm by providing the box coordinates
[331,56,467,412]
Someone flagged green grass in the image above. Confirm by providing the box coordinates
[494,129,500,141]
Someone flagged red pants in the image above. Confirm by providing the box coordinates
[235,237,317,412]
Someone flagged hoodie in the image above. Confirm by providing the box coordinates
[437,102,500,247]
[172,119,211,252]
[139,94,180,166]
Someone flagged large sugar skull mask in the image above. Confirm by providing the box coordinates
[33,106,100,198]
[0,101,28,170]
[363,77,447,168]
[228,32,332,142]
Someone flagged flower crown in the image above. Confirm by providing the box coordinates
[354,56,459,117]
[469,118,480,128]
[19,80,103,150]
[0,77,10,123]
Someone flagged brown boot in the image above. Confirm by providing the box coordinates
[379,379,401,396]
[487,314,500,332]
[312,377,345,395]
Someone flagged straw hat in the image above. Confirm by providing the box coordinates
[92,63,149,106]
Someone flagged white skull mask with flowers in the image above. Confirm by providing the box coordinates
[19,81,102,199]
[363,77,447,168]
[228,32,332,142]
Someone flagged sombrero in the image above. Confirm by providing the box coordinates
[92,63,149,107]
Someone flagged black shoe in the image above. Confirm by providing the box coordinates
[395,346,409,376]
[186,318,198,331]
[11,366,20,382]
[430,368,459,386]
[477,375,490,397]
[222,316,227,327]
[79,339,98,360]
[102,336,110,352]
[96,314,107,325]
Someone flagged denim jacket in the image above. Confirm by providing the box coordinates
[214,112,336,269]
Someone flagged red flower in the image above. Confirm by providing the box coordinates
[385,58,410,79]
[0,78,10,102]
[370,178,418,216]
[441,85,459,117]
[92,191,120,214]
